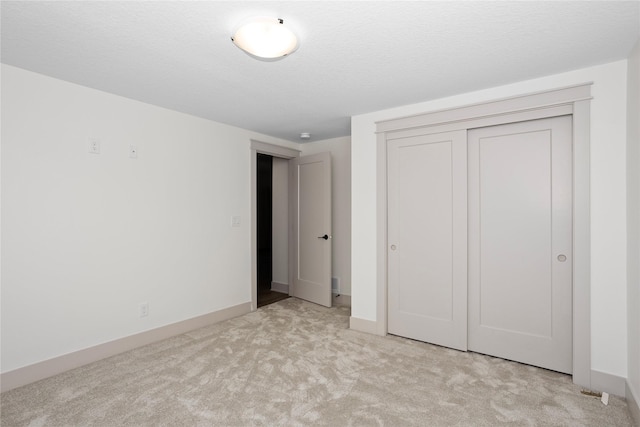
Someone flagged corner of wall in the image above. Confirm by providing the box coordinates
[349,316,382,336]
[627,380,640,427]
[590,370,627,397]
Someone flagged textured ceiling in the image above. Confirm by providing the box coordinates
[2,1,639,142]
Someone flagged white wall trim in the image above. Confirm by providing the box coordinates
[250,140,300,311]
[333,294,352,307]
[0,302,252,393]
[349,316,383,335]
[375,83,592,389]
[376,83,592,134]
[626,380,640,427]
[271,281,289,294]
[589,370,627,397]
[381,105,574,143]
[250,140,300,158]
[572,99,592,388]
[376,131,389,337]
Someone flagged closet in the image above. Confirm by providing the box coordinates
[377,84,592,379]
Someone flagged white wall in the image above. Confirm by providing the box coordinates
[627,39,640,407]
[301,137,351,296]
[271,157,288,286]
[351,60,629,378]
[0,65,299,373]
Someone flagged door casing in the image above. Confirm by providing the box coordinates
[250,141,333,309]
[375,84,592,389]
[250,140,300,311]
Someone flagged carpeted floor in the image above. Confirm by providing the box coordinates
[1,298,634,426]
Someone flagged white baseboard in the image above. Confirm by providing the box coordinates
[590,369,627,397]
[349,316,383,336]
[333,293,351,307]
[270,281,289,294]
[0,302,252,393]
[627,381,640,427]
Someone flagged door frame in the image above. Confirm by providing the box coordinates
[375,83,592,388]
[250,140,300,311]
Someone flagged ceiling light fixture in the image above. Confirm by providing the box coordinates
[231,17,298,60]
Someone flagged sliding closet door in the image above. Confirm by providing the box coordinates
[387,130,467,351]
[467,116,573,374]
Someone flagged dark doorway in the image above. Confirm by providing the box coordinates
[257,153,273,295]
[256,153,289,308]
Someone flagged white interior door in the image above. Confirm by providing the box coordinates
[468,116,573,374]
[290,152,332,307]
[387,130,468,351]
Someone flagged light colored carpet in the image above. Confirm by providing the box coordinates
[1,298,633,426]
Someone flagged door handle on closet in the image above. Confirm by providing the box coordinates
[317,234,330,240]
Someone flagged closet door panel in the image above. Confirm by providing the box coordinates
[467,116,573,374]
[387,130,467,351]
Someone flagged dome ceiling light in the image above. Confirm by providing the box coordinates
[231,17,298,60]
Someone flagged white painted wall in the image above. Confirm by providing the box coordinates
[0,65,299,373]
[351,60,629,378]
[301,137,351,296]
[627,39,640,405]
[271,157,288,286]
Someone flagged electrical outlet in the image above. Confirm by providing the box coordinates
[88,138,100,154]
[139,302,149,318]
[231,216,241,227]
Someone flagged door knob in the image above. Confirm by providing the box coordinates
[557,254,567,262]
[317,234,329,240]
